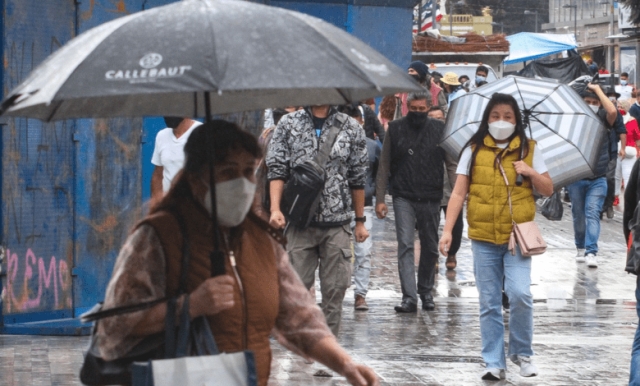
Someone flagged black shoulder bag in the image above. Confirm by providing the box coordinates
[281,114,347,228]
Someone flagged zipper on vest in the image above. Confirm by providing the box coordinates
[229,251,248,350]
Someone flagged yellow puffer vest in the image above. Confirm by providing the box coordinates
[467,135,536,244]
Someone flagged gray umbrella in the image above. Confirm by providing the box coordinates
[0,0,419,120]
[441,76,607,189]
[1,0,419,277]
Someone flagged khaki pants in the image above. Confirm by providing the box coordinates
[286,224,352,336]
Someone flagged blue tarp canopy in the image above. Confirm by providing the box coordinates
[504,33,577,65]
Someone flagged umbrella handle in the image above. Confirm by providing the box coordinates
[516,174,524,186]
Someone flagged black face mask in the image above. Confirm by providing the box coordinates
[410,74,423,83]
[406,111,428,127]
[164,116,183,129]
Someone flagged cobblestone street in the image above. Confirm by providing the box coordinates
[0,200,637,385]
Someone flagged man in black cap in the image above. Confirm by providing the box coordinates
[406,61,447,114]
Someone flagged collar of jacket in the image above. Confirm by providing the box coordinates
[482,134,522,153]
[303,106,338,120]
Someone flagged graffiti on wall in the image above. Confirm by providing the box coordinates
[2,248,72,312]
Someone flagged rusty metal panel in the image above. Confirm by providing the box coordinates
[1,0,76,323]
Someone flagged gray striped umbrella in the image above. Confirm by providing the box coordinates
[441,76,607,189]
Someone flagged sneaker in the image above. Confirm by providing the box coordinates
[481,368,506,380]
[585,253,598,268]
[606,205,614,219]
[575,249,586,263]
[511,355,538,377]
[354,295,369,311]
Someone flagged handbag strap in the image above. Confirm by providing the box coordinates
[313,113,347,168]
[496,157,515,225]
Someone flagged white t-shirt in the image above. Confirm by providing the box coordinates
[616,84,634,101]
[456,142,548,176]
[151,121,201,192]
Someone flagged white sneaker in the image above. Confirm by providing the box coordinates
[575,249,586,263]
[511,355,538,377]
[585,253,598,268]
[481,368,506,380]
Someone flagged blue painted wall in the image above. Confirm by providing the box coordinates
[0,0,413,333]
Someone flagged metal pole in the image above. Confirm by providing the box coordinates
[431,0,437,31]
[574,7,577,44]
[636,39,640,87]
[535,11,538,33]
[417,1,422,34]
[449,2,453,36]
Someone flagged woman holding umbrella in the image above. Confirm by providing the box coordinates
[96,121,379,386]
[438,93,553,381]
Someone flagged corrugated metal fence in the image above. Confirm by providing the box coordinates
[0,0,413,335]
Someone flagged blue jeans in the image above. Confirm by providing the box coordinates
[567,177,607,255]
[631,275,640,385]
[351,207,374,297]
[471,240,534,369]
[393,197,440,305]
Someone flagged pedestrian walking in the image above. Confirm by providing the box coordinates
[375,92,457,312]
[96,122,378,386]
[615,100,640,207]
[150,117,201,205]
[403,61,447,116]
[601,88,626,218]
[338,104,381,311]
[622,157,640,386]
[428,106,463,270]
[440,72,467,107]
[567,83,622,267]
[616,72,635,101]
[439,93,553,380]
[469,65,490,90]
[267,105,369,340]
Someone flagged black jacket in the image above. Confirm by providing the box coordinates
[362,104,385,143]
[387,117,448,201]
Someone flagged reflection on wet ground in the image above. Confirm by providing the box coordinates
[270,199,638,385]
[0,200,636,385]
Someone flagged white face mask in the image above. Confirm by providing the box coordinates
[488,120,516,140]
[203,177,256,227]
[589,104,600,113]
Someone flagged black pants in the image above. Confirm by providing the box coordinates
[603,158,617,211]
[442,205,464,256]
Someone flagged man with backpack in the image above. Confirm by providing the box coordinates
[266,105,369,339]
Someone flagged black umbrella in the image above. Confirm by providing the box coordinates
[1,0,420,276]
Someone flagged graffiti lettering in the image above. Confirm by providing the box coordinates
[2,248,72,313]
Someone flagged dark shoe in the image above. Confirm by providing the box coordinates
[502,291,510,312]
[445,254,457,270]
[421,295,435,311]
[394,301,417,313]
[354,295,369,311]
[606,205,614,219]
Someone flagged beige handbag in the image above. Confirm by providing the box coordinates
[498,159,547,257]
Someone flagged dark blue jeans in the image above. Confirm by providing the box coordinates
[631,275,640,385]
[567,177,607,255]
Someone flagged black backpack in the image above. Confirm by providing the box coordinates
[281,114,347,228]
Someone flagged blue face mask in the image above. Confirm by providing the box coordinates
[621,80,628,86]
[476,75,486,84]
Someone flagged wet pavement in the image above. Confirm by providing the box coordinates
[0,199,637,385]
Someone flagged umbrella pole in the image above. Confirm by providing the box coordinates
[204,91,225,277]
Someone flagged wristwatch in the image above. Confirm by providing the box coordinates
[354,216,366,223]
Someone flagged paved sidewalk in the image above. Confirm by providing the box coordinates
[0,200,637,385]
